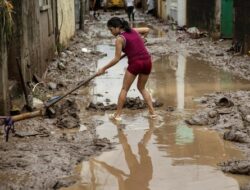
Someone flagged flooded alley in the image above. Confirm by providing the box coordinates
[61,42,250,189]
[1,2,250,190]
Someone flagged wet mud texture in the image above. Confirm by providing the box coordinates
[146,22,250,81]
[86,96,163,111]
[186,91,250,187]
[56,98,80,129]
[0,98,113,189]
[0,17,114,190]
[1,9,250,190]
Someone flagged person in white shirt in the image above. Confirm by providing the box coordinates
[125,0,135,21]
[147,0,155,15]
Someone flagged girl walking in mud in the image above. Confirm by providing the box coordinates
[97,17,156,121]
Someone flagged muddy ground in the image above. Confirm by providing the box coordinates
[1,10,250,189]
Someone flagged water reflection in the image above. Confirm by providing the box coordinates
[176,54,186,110]
[175,122,194,145]
[130,22,166,38]
[80,119,155,190]
[67,48,250,190]
[63,113,248,190]
[93,124,153,189]
[149,54,250,109]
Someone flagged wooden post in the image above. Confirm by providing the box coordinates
[0,33,9,115]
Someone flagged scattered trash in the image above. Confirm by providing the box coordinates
[215,97,234,107]
[86,97,163,111]
[48,82,57,90]
[58,62,66,70]
[33,97,44,109]
[215,53,224,56]
[187,27,207,39]
[81,48,91,53]
[187,27,201,39]
[79,124,87,131]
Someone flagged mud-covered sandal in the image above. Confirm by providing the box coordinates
[109,113,122,121]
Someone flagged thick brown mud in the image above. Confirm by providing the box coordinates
[186,91,250,185]
[1,9,250,190]
[86,96,163,111]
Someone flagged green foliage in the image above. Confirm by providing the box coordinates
[0,0,14,40]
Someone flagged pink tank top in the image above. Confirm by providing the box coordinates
[119,29,150,63]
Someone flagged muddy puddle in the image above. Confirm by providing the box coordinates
[131,22,167,38]
[61,46,250,189]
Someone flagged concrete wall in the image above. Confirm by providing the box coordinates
[165,0,186,25]
[177,0,186,26]
[169,0,177,22]
[57,0,76,46]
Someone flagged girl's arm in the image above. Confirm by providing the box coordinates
[97,37,124,75]
[133,27,150,38]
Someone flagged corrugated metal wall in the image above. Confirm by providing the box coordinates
[8,0,56,80]
[187,0,215,30]
[234,0,250,53]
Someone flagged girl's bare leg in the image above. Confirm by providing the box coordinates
[114,70,136,117]
[137,74,155,115]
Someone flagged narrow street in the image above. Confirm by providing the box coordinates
[61,26,250,189]
[1,4,250,190]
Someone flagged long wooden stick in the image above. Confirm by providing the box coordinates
[0,54,128,124]
[44,53,127,108]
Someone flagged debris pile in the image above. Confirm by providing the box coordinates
[86,96,163,111]
[186,91,250,177]
[56,98,80,129]
[219,160,250,175]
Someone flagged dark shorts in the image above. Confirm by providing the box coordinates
[127,6,134,14]
[127,57,152,76]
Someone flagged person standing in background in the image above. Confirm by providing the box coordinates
[146,0,155,15]
[125,0,135,22]
[93,0,101,19]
